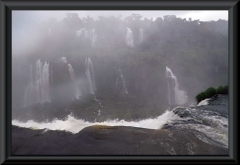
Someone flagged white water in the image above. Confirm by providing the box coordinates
[126,28,134,47]
[119,69,128,94]
[89,29,97,47]
[171,107,228,148]
[76,28,97,47]
[166,66,188,105]
[60,57,67,63]
[68,64,81,99]
[85,57,96,94]
[12,110,178,134]
[76,28,86,37]
[24,60,51,106]
[174,118,228,148]
[139,28,143,43]
[13,106,228,148]
[197,98,210,106]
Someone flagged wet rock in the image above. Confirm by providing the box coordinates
[12,125,228,155]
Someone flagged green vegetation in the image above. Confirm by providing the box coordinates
[196,85,228,103]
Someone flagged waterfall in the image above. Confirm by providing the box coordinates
[126,28,134,47]
[42,62,50,103]
[139,28,143,43]
[68,64,81,99]
[119,69,128,94]
[76,28,97,47]
[36,59,42,102]
[24,60,51,106]
[85,57,96,94]
[60,57,67,63]
[166,66,188,105]
[76,28,86,37]
[89,29,97,47]
[116,57,128,94]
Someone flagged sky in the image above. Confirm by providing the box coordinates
[13,10,228,24]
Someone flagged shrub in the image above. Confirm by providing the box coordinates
[196,85,228,103]
[204,87,217,98]
[216,85,228,94]
[216,86,223,94]
[196,92,207,103]
[222,85,228,94]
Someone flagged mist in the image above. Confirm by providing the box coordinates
[12,10,228,123]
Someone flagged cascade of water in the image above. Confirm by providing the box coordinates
[42,62,50,103]
[68,64,81,99]
[139,28,143,43]
[85,57,96,94]
[119,69,128,94]
[126,28,134,47]
[166,66,188,105]
[76,28,86,37]
[89,29,97,47]
[76,28,97,47]
[60,57,67,63]
[36,59,42,102]
[24,60,51,106]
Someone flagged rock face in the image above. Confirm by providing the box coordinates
[12,125,228,155]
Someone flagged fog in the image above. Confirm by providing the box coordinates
[12,11,228,123]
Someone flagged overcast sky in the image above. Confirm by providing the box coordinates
[13,10,228,24]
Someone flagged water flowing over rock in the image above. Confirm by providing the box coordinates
[68,64,81,99]
[85,57,96,94]
[119,69,128,94]
[139,28,143,43]
[60,57,67,63]
[126,28,134,47]
[89,29,97,47]
[13,95,228,155]
[24,60,51,106]
[76,28,97,46]
[76,28,86,37]
[166,66,188,105]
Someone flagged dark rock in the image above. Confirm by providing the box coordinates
[12,125,228,155]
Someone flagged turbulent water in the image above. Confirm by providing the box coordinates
[13,95,228,149]
[12,110,175,134]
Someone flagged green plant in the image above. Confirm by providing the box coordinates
[196,85,228,103]
[196,92,207,103]
[204,87,217,98]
